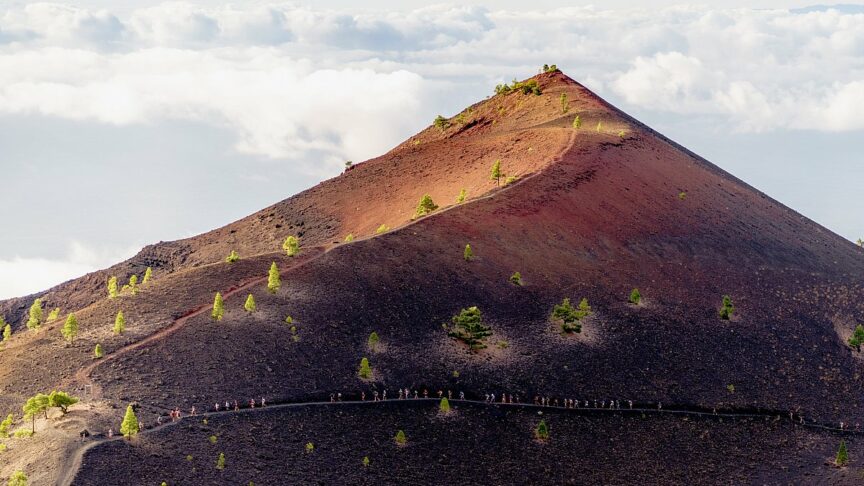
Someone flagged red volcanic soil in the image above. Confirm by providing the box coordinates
[3,71,864,485]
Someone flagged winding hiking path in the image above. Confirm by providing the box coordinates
[58,395,858,486]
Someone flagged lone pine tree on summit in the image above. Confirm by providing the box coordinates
[267,262,281,294]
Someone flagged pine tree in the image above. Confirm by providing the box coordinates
[358,357,372,379]
[415,195,439,217]
[48,391,78,414]
[216,452,226,470]
[551,298,590,333]
[142,267,153,284]
[94,344,103,359]
[344,234,354,243]
[26,299,42,331]
[113,311,125,335]
[456,188,466,203]
[376,224,389,234]
[849,324,864,352]
[282,236,300,256]
[446,307,492,351]
[572,115,582,129]
[267,262,281,294]
[394,430,407,445]
[23,393,49,432]
[212,293,224,321]
[439,397,451,413]
[836,440,849,466]
[490,159,502,186]
[108,276,119,299]
[244,294,256,313]
[535,419,550,440]
[367,332,380,351]
[120,404,139,438]
[46,308,61,322]
[128,275,139,295]
[62,314,78,343]
[510,272,522,286]
[719,295,735,320]
[0,413,13,438]
[464,244,473,261]
[629,288,641,305]
[7,471,27,486]
[2,324,11,343]
[363,456,370,467]
[560,93,569,114]
[305,442,314,453]
[225,250,240,263]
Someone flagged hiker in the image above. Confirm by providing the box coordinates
[459,391,465,400]
[108,428,113,438]
[337,393,342,402]
[138,420,144,431]
[448,390,453,399]
[398,389,403,399]
[658,402,662,410]
[215,403,220,412]
[234,400,239,412]
[382,391,386,400]
[373,391,379,402]
[157,415,163,425]
[491,393,496,403]
[438,390,443,398]
[361,392,366,401]
[225,401,230,410]
[501,394,506,404]
[534,396,540,405]
[249,399,255,409]
[190,406,196,416]
[330,394,335,403]
[629,400,633,409]
[414,390,419,399]
[423,389,429,398]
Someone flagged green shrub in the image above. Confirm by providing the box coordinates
[244,294,256,313]
[113,310,125,335]
[394,430,407,445]
[719,295,735,320]
[542,64,559,73]
[282,236,300,256]
[46,308,61,322]
[490,159,502,185]
[433,115,450,130]
[363,456,370,467]
[61,314,78,343]
[108,277,118,299]
[142,267,153,284]
[344,234,354,243]
[456,188,466,204]
[572,115,582,129]
[560,93,569,114]
[358,358,372,379]
[510,272,522,286]
[848,324,864,352]
[727,384,735,394]
[267,262,281,294]
[209,435,218,444]
[496,340,509,349]
[305,442,314,453]
[445,307,492,351]
[212,292,224,321]
[26,299,42,331]
[7,470,27,486]
[439,398,451,413]
[494,83,512,95]
[415,195,439,217]
[629,288,641,305]
[535,419,550,440]
[2,323,9,343]
[225,250,240,263]
[678,191,687,200]
[13,429,32,438]
[836,440,849,466]
[367,332,380,351]
[120,404,139,438]
[463,244,473,261]
[0,414,13,438]
[503,175,517,186]
[216,452,226,470]
[94,344,103,359]
[376,224,389,234]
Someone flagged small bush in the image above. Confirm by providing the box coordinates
[560,93,569,114]
[358,357,372,380]
[433,115,450,130]
[542,64,559,73]
[596,121,603,133]
[108,277,118,299]
[503,175,517,186]
[216,452,226,470]
[0,414,13,438]
[367,332,380,351]
[93,344,103,359]
[719,295,735,320]
[535,420,550,440]
[209,435,217,444]
[285,316,294,325]
[445,306,492,351]
[629,288,641,305]
[225,250,239,263]
[490,159,502,185]
[46,308,61,322]
[463,244,473,261]
[344,234,354,243]
[7,471,27,486]
[618,130,626,139]
[836,440,849,466]
[848,324,864,352]
[494,83,512,95]
[496,340,509,349]
[305,442,314,453]
[14,429,32,438]
[551,298,590,333]
[267,262,281,294]
[572,115,582,129]
[212,292,224,321]
[452,370,460,378]
[510,272,522,286]
[394,430,407,446]
[186,455,193,461]
[678,191,687,200]
[727,384,735,394]
[439,398,451,413]
[415,195,439,217]
[363,456,370,467]
[244,294,256,313]
[282,236,300,256]
[0,443,6,453]
[113,310,125,335]
[456,188,466,204]
[376,224,389,234]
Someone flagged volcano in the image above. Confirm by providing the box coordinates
[2,70,863,485]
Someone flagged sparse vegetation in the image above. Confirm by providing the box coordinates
[678,191,687,200]
[244,294,257,313]
[282,236,300,256]
[629,288,641,305]
[3,323,11,343]
[285,316,294,324]
[496,340,509,349]
[26,299,42,331]
[209,435,218,444]
[94,344,103,359]
[727,384,735,394]
[120,404,139,438]
[719,295,735,320]
[503,175,517,186]
[305,442,314,453]
[535,419,550,440]
[0,414,13,437]
[848,324,864,352]
[836,440,849,466]
[61,314,78,343]
[367,332,380,351]
[344,234,354,243]
[490,159,502,186]
[463,244,474,261]
[542,64,559,73]
[618,130,626,139]
[23,391,78,432]
[494,83,512,95]
[572,115,582,129]
[113,310,125,335]
[7,471,27,486]
[125,275,139,295]
[358,357,372,379]
[456,188,466,203]
[445,306,492,351]
[551,298,591,333]
[142,266,152,284]
[439,397,451,413]
[596,121,603,133]
[510,272,522,286]
[415,194,439,217]
[108,276,118,299]
[46,308,60,322]
[433,115,450,130]
[857,238,863,247]
[212,292,224,321]
[560,93,569,114]
[394,430,407,445]
[267,262,281,294]
[225,250,240,263]
[376,224,389,234]
[344,161,353,170]
[216,452,226,470]
[363,456,370,467]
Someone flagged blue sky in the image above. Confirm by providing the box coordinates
[0,1,862,299]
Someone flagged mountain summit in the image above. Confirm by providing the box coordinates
[2,70,863,485]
